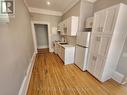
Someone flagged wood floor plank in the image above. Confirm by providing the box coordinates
[27,53,127,95]
[37,48,49,54]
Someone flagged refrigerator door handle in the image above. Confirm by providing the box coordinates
[76,44,88,48]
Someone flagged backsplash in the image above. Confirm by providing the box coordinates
[66,36,77,45]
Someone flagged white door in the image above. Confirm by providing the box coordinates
[87,34,101,74]
[61,47,65,61]
[67,16,78,36]
[93,10,107,34]
[67,17,72,36]
[76,32,91,47]
[75,45,88,71]
[103,6,119,35]
[88,34,111,80]
[94,35,111,80]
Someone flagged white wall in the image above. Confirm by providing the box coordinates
[117,37,127,77]
[31,13,61,51]
[79,0,93,32]
[62,1,81,20]
[0,0,34,95]
[34,24,49,48]
[94,0,127,12]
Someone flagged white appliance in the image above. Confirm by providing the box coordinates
[75,17,93,71]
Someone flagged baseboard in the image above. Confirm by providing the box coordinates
[112,71,125,84]
[121,77,127,84]
[49,48,54,52]
[125,77,127,83]
[18,52,36,95]
[38,45,49,49]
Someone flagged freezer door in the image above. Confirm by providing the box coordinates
[76,32,91,47]
[75,45,88,71]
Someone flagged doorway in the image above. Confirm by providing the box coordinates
[31,21,51,53]
[34,24,49,53]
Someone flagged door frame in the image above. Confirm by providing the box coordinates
[31,21,52,53]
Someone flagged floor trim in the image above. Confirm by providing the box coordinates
[122,77,127,85]
[38,45,49,49]
[112,71,125,84]
[18,52,36,95]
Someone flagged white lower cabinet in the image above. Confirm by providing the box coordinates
[57,45,61,57]
[64,47,75,65]
[61,47,65,61]
[55,43,75,65]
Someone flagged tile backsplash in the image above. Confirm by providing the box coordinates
[66,36,77,45]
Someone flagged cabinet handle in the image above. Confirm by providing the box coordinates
[97,27,103,32]
[96,37,101,41]
[100,27,103,32]
[92,56,97,61]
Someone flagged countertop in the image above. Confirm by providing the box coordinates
[55,42,75,48]
[61,44,75,48]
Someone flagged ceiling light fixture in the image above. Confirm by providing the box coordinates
[46,1,51,5]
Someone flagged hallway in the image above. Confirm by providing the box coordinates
[27,53,127,95]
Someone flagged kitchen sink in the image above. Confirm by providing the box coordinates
[59,43,68,45]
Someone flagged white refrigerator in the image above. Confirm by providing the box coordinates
[75,31,91,71]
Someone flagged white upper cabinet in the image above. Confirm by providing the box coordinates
[63,19,67,28]
[92,10,107,34]
[61,20,68,36]
[88,3,127,82]
[67,16,79,36]
[57,16,79,36]
[57,22,63,32]
[103,6,119,35]
[93,5,119,35]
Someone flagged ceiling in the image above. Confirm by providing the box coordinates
[26,0,78,12]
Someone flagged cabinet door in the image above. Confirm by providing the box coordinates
[67,17,72,35]
[61,47,65,61]
[57,23,61,31]
[58,45,61,57]
[94,35,111,80]
[88,34,101,74]
[71,16,78,36]
[103,6,119,35]
[63,19,67,28]
[60,22,65,35]
[55,43,58,54]
[93,10,107,34]
[88,34,111,79]
[67,16,78,36]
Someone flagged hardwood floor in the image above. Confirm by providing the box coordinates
[27,53,127,95]
[37,48,49,54]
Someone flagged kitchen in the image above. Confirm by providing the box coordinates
[29,0,127,89]
[17,0,127,94]
[53,1,127,84]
